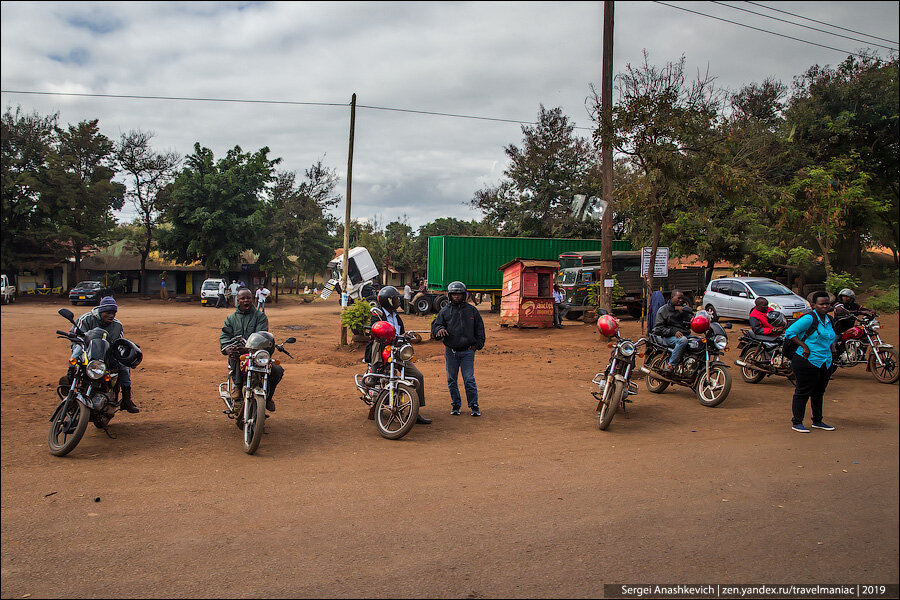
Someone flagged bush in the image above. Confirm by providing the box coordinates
[867,284,899,314]
[586,276,624,309]
[340,298,373,332]
[824,271,861,295]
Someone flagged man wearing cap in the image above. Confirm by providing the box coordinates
[67,296,140,413]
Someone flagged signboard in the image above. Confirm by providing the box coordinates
[641,247,669,278]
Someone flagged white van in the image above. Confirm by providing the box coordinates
[199,278,226,306]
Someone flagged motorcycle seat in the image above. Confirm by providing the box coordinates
[744,331,782,343]
[648,334,673,352]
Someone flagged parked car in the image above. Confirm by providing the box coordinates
[702,277,810,322]
[1,274,15,305]
[199,278,226,306]
[68,281,111,306]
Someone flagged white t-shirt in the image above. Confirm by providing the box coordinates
[218,281,226,295]
[404,285,411,299]
[229,282,239,294]
[256,288,270,302]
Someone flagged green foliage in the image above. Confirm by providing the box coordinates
[824,271,860,295]
[101,272,127,293]
[586,276,624,309]
[867,284,898,314]
[340,298,372,333]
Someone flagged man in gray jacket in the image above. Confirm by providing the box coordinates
[651,290,694,372]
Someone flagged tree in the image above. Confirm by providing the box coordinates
[1,106,59,271]
[42,119,124,277]
[471,105,598,238]
[159,143,280,276]
[117,130,180,295]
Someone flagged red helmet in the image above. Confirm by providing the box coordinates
[371,320,396,341]
[596,314,619,337]
[690,311,711,334]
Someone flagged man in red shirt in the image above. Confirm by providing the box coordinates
[748,298,784,336]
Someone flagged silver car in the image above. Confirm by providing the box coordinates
[701,277,810,322]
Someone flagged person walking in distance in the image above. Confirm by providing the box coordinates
[552,284,565,329]
[229,280,240,307]
[215,279,227,308]
[403,282,412,313]
[431,281,485,416]
[255,284,270,313]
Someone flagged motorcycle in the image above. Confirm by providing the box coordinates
[49,308,143,457]
[832,312,898,384]
[219,332,296,454]
[733,328,794,384]
[639,316,733,407]
[592,329,644,430]
[354,324,426,440]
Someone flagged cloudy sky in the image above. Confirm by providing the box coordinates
[2,1,897,230]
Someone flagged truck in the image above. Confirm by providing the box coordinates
[321,247,380,303]
[412,236,632,314]
[556,251,706,320]
[1,274,15,305]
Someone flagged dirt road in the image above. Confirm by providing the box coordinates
[2,296,897,598]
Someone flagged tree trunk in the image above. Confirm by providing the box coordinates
[704,258,715,287]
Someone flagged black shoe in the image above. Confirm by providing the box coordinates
[266,398,276,412]
[120,398,140,414]
[470,406,481,417]
[450,408,461,415]
[416,415,432,425]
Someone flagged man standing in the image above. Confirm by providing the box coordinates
[651,290,694,372]
[215,279,227,308]
[431,281,485,416]
[219,288,283,412]
[403,282,412,313]
[229,280,240,307]
[255,284,270,313]
[552,284,565,329]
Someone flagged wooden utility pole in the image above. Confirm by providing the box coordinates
[340,93,357,345]
[599,0,615,314]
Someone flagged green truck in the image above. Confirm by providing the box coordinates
[413,236,632,314]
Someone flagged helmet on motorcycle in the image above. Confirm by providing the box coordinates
[371,320,396,342]
[447,281,467,304]
[767,310,786,329]
[596,314,619,337]
[377,286,401,312]
[690,311,711,334]
[110,338,143,368]
[837,288,855,301]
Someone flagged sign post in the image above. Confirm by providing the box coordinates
[641,246,669,278]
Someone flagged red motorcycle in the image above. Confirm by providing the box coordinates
[832,313,898,384]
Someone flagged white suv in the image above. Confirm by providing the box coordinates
[702,277,809,322]
[199,278,225,306]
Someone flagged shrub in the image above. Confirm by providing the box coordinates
[586,275,624,309]
[340,298,373,332]
[867,284,899,314]
[824,271,861,295]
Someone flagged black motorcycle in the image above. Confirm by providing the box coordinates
[592,332,644,430]
[734,329,794,384]
[640,318,733,407]
[49,308,143,457]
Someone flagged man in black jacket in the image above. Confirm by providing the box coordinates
[431,281,486,416]
[651,290,694,372]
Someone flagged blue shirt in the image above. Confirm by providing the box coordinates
[785,312,836,368]
[553,290,564,304]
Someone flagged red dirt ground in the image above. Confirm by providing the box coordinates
[2,296,897,598]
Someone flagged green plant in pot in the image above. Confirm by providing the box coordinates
[341,298,373,335]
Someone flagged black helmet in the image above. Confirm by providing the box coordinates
[110,338,143,368]
[767,310,786,329]
[447,281,467,304]
[377,286,401,312]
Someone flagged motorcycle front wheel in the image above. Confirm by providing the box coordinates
[375,384,419,440]
[598,380,624,430]
[696,364,732,407]
[739,347,766,384]
[869,347,899,384]
[48,399,90,457]
[243,392,266,455]
[644,354,670,393]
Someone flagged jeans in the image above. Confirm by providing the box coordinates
[257,299,265,313]
[790,355,834,425]
[663,335,689,366]
[445,347,478,409]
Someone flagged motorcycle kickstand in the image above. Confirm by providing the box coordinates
[101,425,117,439]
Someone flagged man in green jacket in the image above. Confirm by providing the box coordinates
[219,288,283,411]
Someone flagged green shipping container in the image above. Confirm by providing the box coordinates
[427,236,631,291]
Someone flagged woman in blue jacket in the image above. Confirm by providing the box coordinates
[784,291,837,433]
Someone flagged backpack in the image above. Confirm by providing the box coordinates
[782,311,827,357]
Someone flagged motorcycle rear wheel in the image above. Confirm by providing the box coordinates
[243,392,266,455]
[739,347,766,384]
[48,399,90,457]
[696,364,732,407]
[375,384,419,440]
[644,354,670,393]
[869,347,899,384]
[598,380,624,430]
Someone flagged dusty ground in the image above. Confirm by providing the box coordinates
[1,295,898,598]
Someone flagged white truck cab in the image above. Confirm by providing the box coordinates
[322,247,379,302]
[1,274,15,305]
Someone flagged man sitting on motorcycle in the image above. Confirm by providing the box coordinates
[833,289,874,318]
[67,296,140,413]
[219,288,283,412]
[652,290,694,372]
[367,286,431,425]
[749,297,785,336]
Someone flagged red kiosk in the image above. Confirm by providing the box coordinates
[498,258,557,328]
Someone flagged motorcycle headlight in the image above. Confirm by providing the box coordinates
[714,335,728,350]
[398,344,415,361]
[871,320,880,329]
[87,360,107,379]
[252,350,271,367]
[618,341,636,357]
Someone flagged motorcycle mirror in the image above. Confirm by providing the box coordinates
[723,322,732,329]
[284,337,296,344]
[58,308,75,323]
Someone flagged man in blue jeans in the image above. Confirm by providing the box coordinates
[651,290,694,372]
[431,281,486,416]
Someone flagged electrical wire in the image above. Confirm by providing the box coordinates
[746,0,899,46]
[711,1,898,51]
[652,1,873,58]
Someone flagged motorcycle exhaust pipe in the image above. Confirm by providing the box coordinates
[639,366,650,374]
[734,359,774,374]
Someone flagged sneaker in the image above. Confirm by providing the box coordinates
[450,408,461,416]
[470,406,481,417]
[792,423,810,433]
[811,421,835,431]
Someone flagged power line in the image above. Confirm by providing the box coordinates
[746,0,899,46]
[711,1,898,51]
[652,1,873,58]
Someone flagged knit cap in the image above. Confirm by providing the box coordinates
[98,296,118,313]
